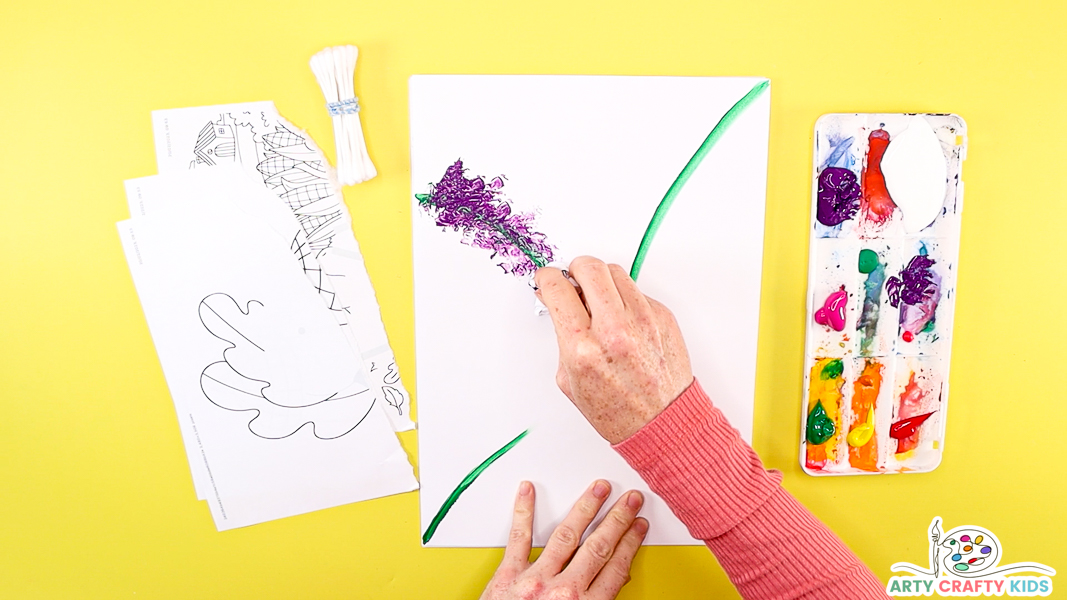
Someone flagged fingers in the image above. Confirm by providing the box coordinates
[536,480,612,573]
[587,517,648,599]
[535,267,591,339]
[567,257,625,323]
[606,263,654,322]
[563,490,645,588]
[500,481,535,571]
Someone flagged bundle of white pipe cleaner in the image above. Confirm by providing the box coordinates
[310,45,377,185]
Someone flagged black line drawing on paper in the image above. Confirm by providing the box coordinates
[197,293,374,440]
[381,361,405,415]
[291,232,351,325]
[381,386,404,416]
[188,110,355,320]
[189,111,343,258]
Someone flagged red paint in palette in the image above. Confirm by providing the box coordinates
[862,129,897,224]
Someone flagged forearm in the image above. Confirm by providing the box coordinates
[613,379,889,600]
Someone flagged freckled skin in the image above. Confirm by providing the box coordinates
[481,256,692,600]
[539,257,693,444]
[479,480,648,600]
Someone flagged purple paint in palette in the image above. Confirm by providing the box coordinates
[888,254,941,339]
[886,255,937,308]
[416,160,555,277]
[816,167,861,227]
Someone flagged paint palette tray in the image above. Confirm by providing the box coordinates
[800,113,967,476]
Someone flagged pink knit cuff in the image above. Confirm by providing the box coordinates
[612,378,782,539]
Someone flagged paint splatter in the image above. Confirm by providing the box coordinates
[806,358,845,470]
[894,373,927,455]
[857,250,885,355]
[861,129,897,226]
[630,80,769,279]
[816,167,861,226]
[422,429,529,545]
[848,360,883,472]
[416,160,555,277]
[887,254,941,339]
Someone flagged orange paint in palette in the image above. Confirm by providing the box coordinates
[848,360,883,472]
[802,114,966,475]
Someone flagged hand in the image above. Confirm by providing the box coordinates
[535,256,693,444]
[480,480,648,600]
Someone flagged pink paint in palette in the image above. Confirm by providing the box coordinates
[801,114,967,475]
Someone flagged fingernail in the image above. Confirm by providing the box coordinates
[633,518,649,535]
[627,491,644,511]
[592,480,610,499]
[519,481,532,496]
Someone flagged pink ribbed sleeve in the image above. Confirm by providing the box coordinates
[613,379,890,599]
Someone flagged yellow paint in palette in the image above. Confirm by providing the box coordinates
[805,358,845,470]
[848,360,883,472]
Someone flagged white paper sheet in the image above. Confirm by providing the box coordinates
[151,102,415,432]
[118,171,417,530]
[411,75,770,546]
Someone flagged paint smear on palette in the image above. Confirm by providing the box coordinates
[416,159,555,277]
[806,358,845,471]
[861,129,897,228]
[887,253,940,343]
[893,373,935,455]
[848,359,882,472]
[857,248,885,355]
[821,136,856,171]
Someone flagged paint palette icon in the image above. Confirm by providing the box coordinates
[941,529,999,575]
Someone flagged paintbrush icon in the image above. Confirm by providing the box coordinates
[931,518,942,578]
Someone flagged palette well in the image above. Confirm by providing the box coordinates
[801,113,967,476]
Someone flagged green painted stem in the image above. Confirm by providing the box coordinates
[629,79,770,280]
[495,223,548,268]
[422,429,530,545]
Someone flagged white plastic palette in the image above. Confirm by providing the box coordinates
[800,113,967,476]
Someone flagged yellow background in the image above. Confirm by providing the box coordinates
[2,1,1064,598]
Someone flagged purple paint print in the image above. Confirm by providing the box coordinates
[816,167,861,227]
[416,160,555,277]
[886,255,937,308]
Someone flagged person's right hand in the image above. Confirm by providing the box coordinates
[534,256,694,444]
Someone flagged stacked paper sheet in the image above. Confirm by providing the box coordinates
[118,102,417,530]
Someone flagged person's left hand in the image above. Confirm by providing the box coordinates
[480,480,648,600]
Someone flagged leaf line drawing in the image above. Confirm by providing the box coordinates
[197,293,374,440]
[381,361,405,415]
